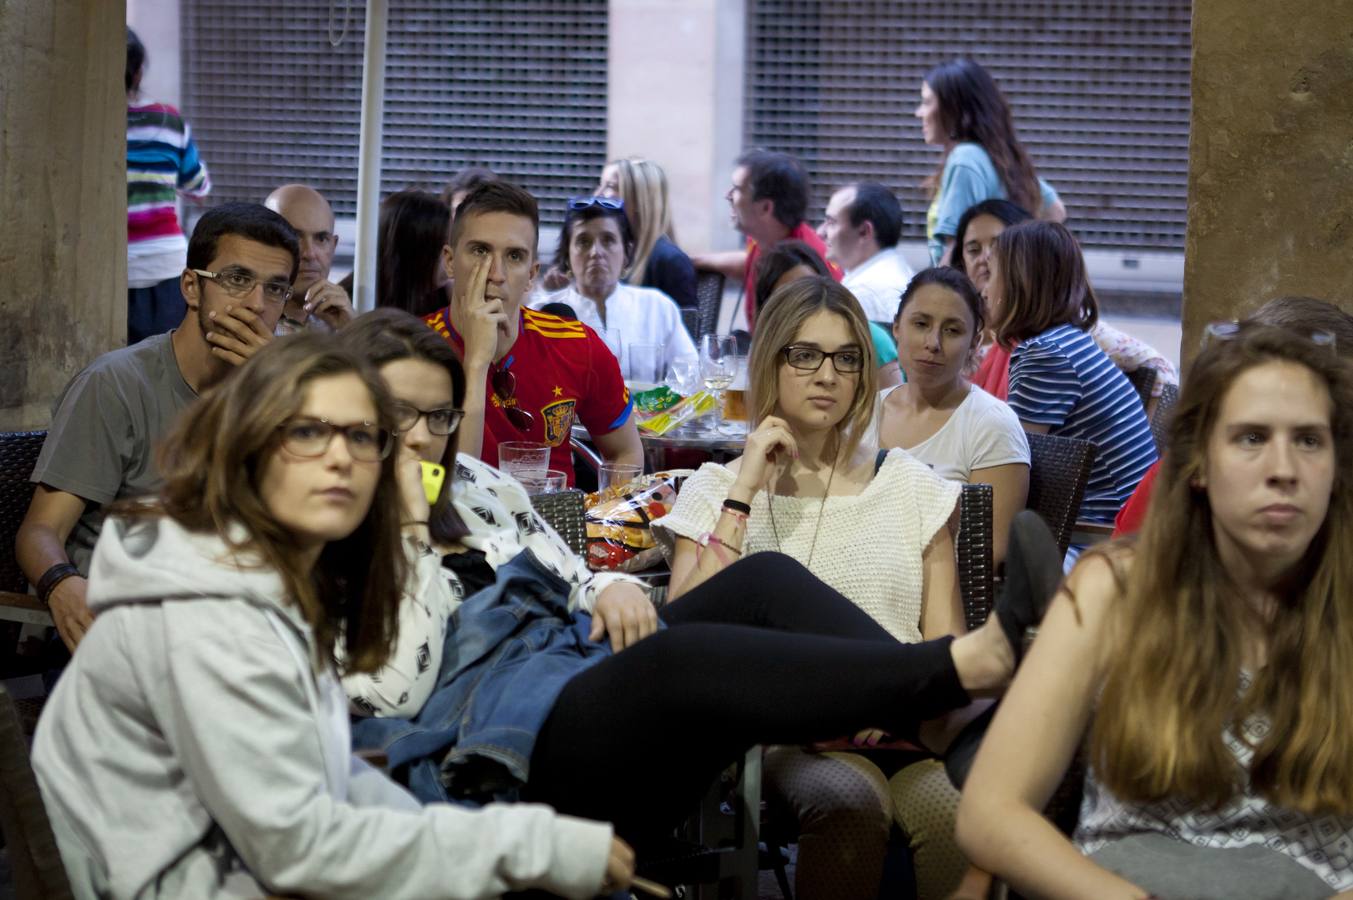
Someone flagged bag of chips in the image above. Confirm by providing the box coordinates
[584,470,691,572]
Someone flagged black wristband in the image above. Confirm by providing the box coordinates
[37,562,81,605]
[722,498,752,515]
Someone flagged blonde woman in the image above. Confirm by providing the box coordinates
[596,157,697,308]
[959,325,1353,899]
[656,277,991,899]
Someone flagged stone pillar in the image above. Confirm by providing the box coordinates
[607,0,746,253]
[1182,0,1353,360]
[0,0,127,431]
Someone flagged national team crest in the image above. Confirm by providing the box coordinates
[541,398,577,446]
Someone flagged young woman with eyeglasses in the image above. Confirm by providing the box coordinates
[958,324,1353,900]
[31,332,640,899]
[532,196,696,380]
[656,277,1004,899]
[337,308,1044,869]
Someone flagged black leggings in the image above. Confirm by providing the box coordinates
[524,553,968,844]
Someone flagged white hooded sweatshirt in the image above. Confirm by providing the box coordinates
[32,514,613,900]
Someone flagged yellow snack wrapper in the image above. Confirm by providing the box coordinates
[637,390,718,436]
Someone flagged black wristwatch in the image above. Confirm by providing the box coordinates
[36,562,81,606]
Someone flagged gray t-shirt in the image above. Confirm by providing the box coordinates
[30,332,197,574]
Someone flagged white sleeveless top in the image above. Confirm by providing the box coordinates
[653,449,960,643]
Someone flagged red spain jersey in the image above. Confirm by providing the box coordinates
[422,306,633,486]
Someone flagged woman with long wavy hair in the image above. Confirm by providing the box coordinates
[957,324,1353,899]
[916,58,1066,265]
[32,333,637,899]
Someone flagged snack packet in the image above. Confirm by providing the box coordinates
[637,391,718,436]
[584,470,691,571]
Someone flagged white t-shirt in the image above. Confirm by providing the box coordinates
[653,450,960,643]
[874,384,1030,482]
[533,283,697,379]
[842,248,916,323]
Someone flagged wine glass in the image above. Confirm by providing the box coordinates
[699,334,739,434]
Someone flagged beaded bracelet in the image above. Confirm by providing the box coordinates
[719,506,749,525]
[697,532,742,568]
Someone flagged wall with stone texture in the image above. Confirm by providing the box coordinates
[0,0,126,431]
[1183,0,1353,360]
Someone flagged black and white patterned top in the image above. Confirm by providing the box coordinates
[341,454,647,719]
[1075,675,1353,891]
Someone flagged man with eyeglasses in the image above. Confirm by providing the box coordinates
[17,203,295,653]
[421,181,643,486]
[264,184,354,334]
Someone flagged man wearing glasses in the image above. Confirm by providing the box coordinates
[264,184,354,334]
[422,181,643,486]
[16,203,295,653]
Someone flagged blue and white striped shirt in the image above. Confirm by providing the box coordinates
[1008,324,1158,524]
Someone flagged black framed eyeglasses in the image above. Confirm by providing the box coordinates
[567,196,624,212]
[391,401,464,436]
[491,367,536,432]
[780,344,866,374]
[192,268,293,306]
[276,417,393,462]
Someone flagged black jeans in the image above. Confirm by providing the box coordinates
[525,553,967,843]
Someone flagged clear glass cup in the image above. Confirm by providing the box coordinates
[498,440,550,483]
[598,462,642,497]
[519,468,567,494]
[699,334,740,434]
[627,342,665,388]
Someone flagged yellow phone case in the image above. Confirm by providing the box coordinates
[419,460,446,504]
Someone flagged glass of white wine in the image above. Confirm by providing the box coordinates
[699,334,739,434]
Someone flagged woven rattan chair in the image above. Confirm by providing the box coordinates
[957,482,995,631]
[0,685,74,899]
[1,431,46,594]
[0,432,52,625]
[694,272,725,340]
[527,489,588,557]
[1025,432,1097,558]
[1124,365,1158,409]
[1150,382,1179,454]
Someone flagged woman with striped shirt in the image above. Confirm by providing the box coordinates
[987,221,1157,541]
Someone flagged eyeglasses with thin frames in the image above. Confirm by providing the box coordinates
[276,417,393,463]
[192,268,293,306]
[391,402,464,436]
[780,344,866,374]
[491,367,536,432]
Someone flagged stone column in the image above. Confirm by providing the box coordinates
[0,0,127,431]
[1183,0,1353,360]
[607,0,746,254]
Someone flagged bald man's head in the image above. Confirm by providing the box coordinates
[265,184,337,295]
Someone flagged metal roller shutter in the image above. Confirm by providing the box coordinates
[746,1,1192,251]
[182,0,608,227]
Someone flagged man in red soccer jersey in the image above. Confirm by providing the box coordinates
[423,181,643,486]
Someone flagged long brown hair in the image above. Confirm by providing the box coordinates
[134,333,407,674]
[1090,325,1353,814]
[339,308,470,546]
[920,58,1042,214]
[747,276,877,461]
[990,221,1097,349]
